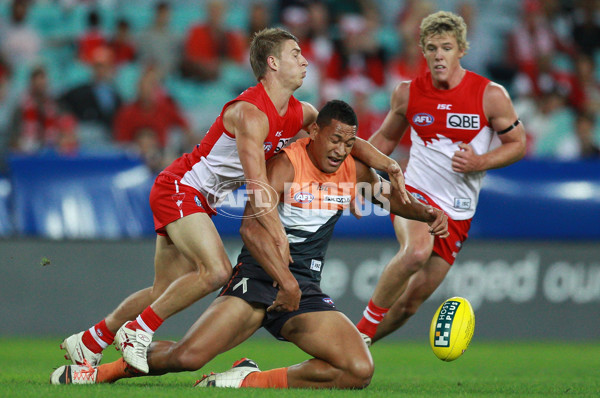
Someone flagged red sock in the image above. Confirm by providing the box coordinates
[96,358,141,383]
[241,368,288,388]
[126,306,163,334]
[81,319,116,353]
[356,299,389,339]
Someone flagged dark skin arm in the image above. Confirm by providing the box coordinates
[238,152,301,312]
[351,137,410,204]
[355,159,449,237]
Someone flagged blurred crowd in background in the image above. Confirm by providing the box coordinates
[0,0,598,175]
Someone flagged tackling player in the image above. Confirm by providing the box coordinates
[51,100,447,389]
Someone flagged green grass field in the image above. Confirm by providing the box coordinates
[1,337,598,397]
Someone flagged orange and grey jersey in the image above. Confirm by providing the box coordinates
[236,137,357,284]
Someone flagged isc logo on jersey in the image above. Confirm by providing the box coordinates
[447,113,480,130]
[429,296,475,362]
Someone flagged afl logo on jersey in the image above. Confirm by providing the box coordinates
[294,192,314,203]
[413,113,434,126]
[263,142,273,152]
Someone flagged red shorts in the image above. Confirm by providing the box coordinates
[391,186,471,265]
[150,172,216,236]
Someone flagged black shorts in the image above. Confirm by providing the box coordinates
[219,265,338,340]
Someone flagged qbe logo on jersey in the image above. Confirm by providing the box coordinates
[447,113,480,130]
[433,300,461,347]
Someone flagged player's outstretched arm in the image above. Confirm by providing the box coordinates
[351,138,410,204]
[239,152,301,312]
[355,161,449,237]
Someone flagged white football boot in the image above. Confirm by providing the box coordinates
[50,359,98,385]
[194,358,260,388]
[60,331,103,366]
[114,322,152,374]
[360,332,372,347]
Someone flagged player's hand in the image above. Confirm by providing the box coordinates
[350,195,364,219]
[452,143,482,173]
[274,235,293,264]
[426,206,449,238]
[387,162,410,204]
[267,281,301,312]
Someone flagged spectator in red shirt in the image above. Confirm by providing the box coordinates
[109,19,136,65]
[180,0,246,81]
[507,0,574,97]
[322,14,387,101]
[78,9,107,65]
[9,65,60,153]
[114,66,193,156]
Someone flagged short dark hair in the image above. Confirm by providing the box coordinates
[316,100,358,129]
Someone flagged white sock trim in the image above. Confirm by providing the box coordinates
[89,327,109,349]
[362,309,380,324]
[136,315,154,335]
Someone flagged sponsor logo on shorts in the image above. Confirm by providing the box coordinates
[194,195,203,208]
[323,297,335,306]
[434,300,461,347]
[454,198,471,210]
[413,113,434,126]
[264,142,273,152]
[455,241,462,249]
[171,193,185,207]
[295,192,314,203]
[310,259,322,272]
[446,113,480,130]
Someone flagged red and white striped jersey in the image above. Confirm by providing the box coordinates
[163,83,304,210]
[404,70,497,220]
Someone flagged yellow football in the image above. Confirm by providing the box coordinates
[429,296,475,362]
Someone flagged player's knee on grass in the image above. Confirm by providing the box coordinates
[340,355,374,389]
[168,344,209,372]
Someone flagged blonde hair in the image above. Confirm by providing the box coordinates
[249,27,299,81]
[419,11,469,53]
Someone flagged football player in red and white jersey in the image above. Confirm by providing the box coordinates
[57,28,409,375]
[356,11,526,346]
